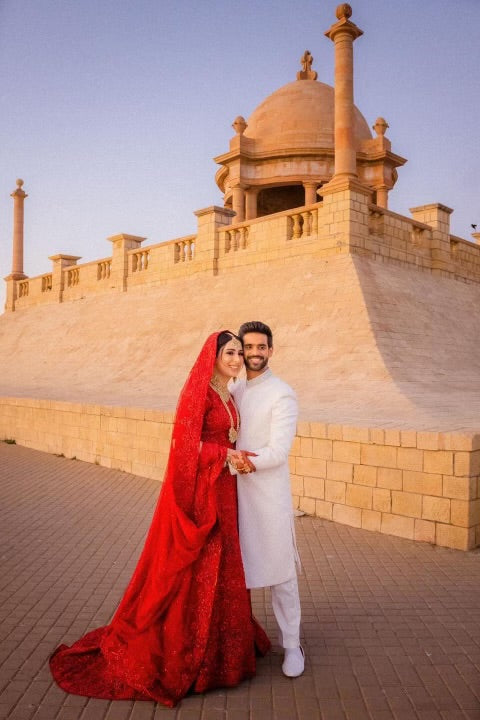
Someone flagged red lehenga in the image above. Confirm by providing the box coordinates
[50,332,270,707]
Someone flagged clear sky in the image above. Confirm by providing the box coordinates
[0,0,479,310]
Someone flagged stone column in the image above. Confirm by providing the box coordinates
[325,4,363,179]
[10,178,28,277]
[245,188,258,220]
[4,179,28,311]
[376,185,389,209]
[303,182,318,206]
[319,4,370,256]
[231,185,246,223]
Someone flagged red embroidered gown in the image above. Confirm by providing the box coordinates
[50,332,270,707]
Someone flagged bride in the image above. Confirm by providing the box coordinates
[50,331,270,707]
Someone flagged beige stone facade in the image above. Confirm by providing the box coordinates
[1,397,478,551]
[2,5,480,550]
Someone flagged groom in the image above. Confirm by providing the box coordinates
[232,321,304,678]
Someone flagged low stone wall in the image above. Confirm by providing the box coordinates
[291,422,480,551]
[1,397,479,551]
[0,397,173,481]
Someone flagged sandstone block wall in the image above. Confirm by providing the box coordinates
[1,397,479,551]
[291,421,480,551]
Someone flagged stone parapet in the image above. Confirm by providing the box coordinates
[5,194,480,312]
[1,396,479,551]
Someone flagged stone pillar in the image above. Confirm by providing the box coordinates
[320,3,371,253]
[376,185,389,209]
[107,234,146,291]
[194,205,236,273]
[245,188,258,220]
[4,179,28,311]
[303,182,318,206]
[231,185,246,223]
[10,179,28,277]
[410,203,453,275]
[49,254,82,303]
[325,4,363,179]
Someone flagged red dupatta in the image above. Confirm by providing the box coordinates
[101,332,228,671]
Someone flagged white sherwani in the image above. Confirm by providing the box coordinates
[232,369,299,589]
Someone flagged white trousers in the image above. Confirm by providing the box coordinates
[271,575,301,649]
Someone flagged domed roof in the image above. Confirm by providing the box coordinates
[244,79,372,152]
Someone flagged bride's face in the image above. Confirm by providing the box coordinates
[214,338,244,381]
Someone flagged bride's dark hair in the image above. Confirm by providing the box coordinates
[216,331,242,356]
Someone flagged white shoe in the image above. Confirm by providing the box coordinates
[282,645,305,677]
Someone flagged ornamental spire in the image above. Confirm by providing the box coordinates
[296,50,318,81]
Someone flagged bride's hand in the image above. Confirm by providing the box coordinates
[230,450,257,474]
[241,450,257,473]
[226,449,243,469]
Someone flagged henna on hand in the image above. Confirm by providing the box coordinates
[238,450,257,473]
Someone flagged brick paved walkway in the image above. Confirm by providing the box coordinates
[1,443,480,720]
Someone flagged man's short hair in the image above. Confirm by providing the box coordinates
[238,321,273,348]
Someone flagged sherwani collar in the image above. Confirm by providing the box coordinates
[246,368,272,388]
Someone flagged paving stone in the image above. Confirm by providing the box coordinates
[1,445,480,719]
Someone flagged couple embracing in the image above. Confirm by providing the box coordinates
[50,321,304,707]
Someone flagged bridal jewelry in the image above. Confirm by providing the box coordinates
[209,373,231,402]
[209,376,240,442]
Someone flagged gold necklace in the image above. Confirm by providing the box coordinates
[209,379,240,443]
[209,374,231,402]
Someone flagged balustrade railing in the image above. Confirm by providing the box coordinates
[224,227,248,253]
[97,260,111,280]
[41,274,52,292]
[18,280,29,297]
[67,268,80,287]
[288,208,317,240]
[13,200,480,312]
[174,238,195,263]
[131,249,149,272]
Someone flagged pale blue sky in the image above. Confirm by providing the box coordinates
[0,0,479,310]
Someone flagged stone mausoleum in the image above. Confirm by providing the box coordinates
[1,4,480,550]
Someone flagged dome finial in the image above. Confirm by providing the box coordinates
[232,116,247,135]
[297,50,318,81]
[373,117,389,137]
[336,3,353,20]
[11,178,27,198]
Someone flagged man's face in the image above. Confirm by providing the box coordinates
[242,332,273,376]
